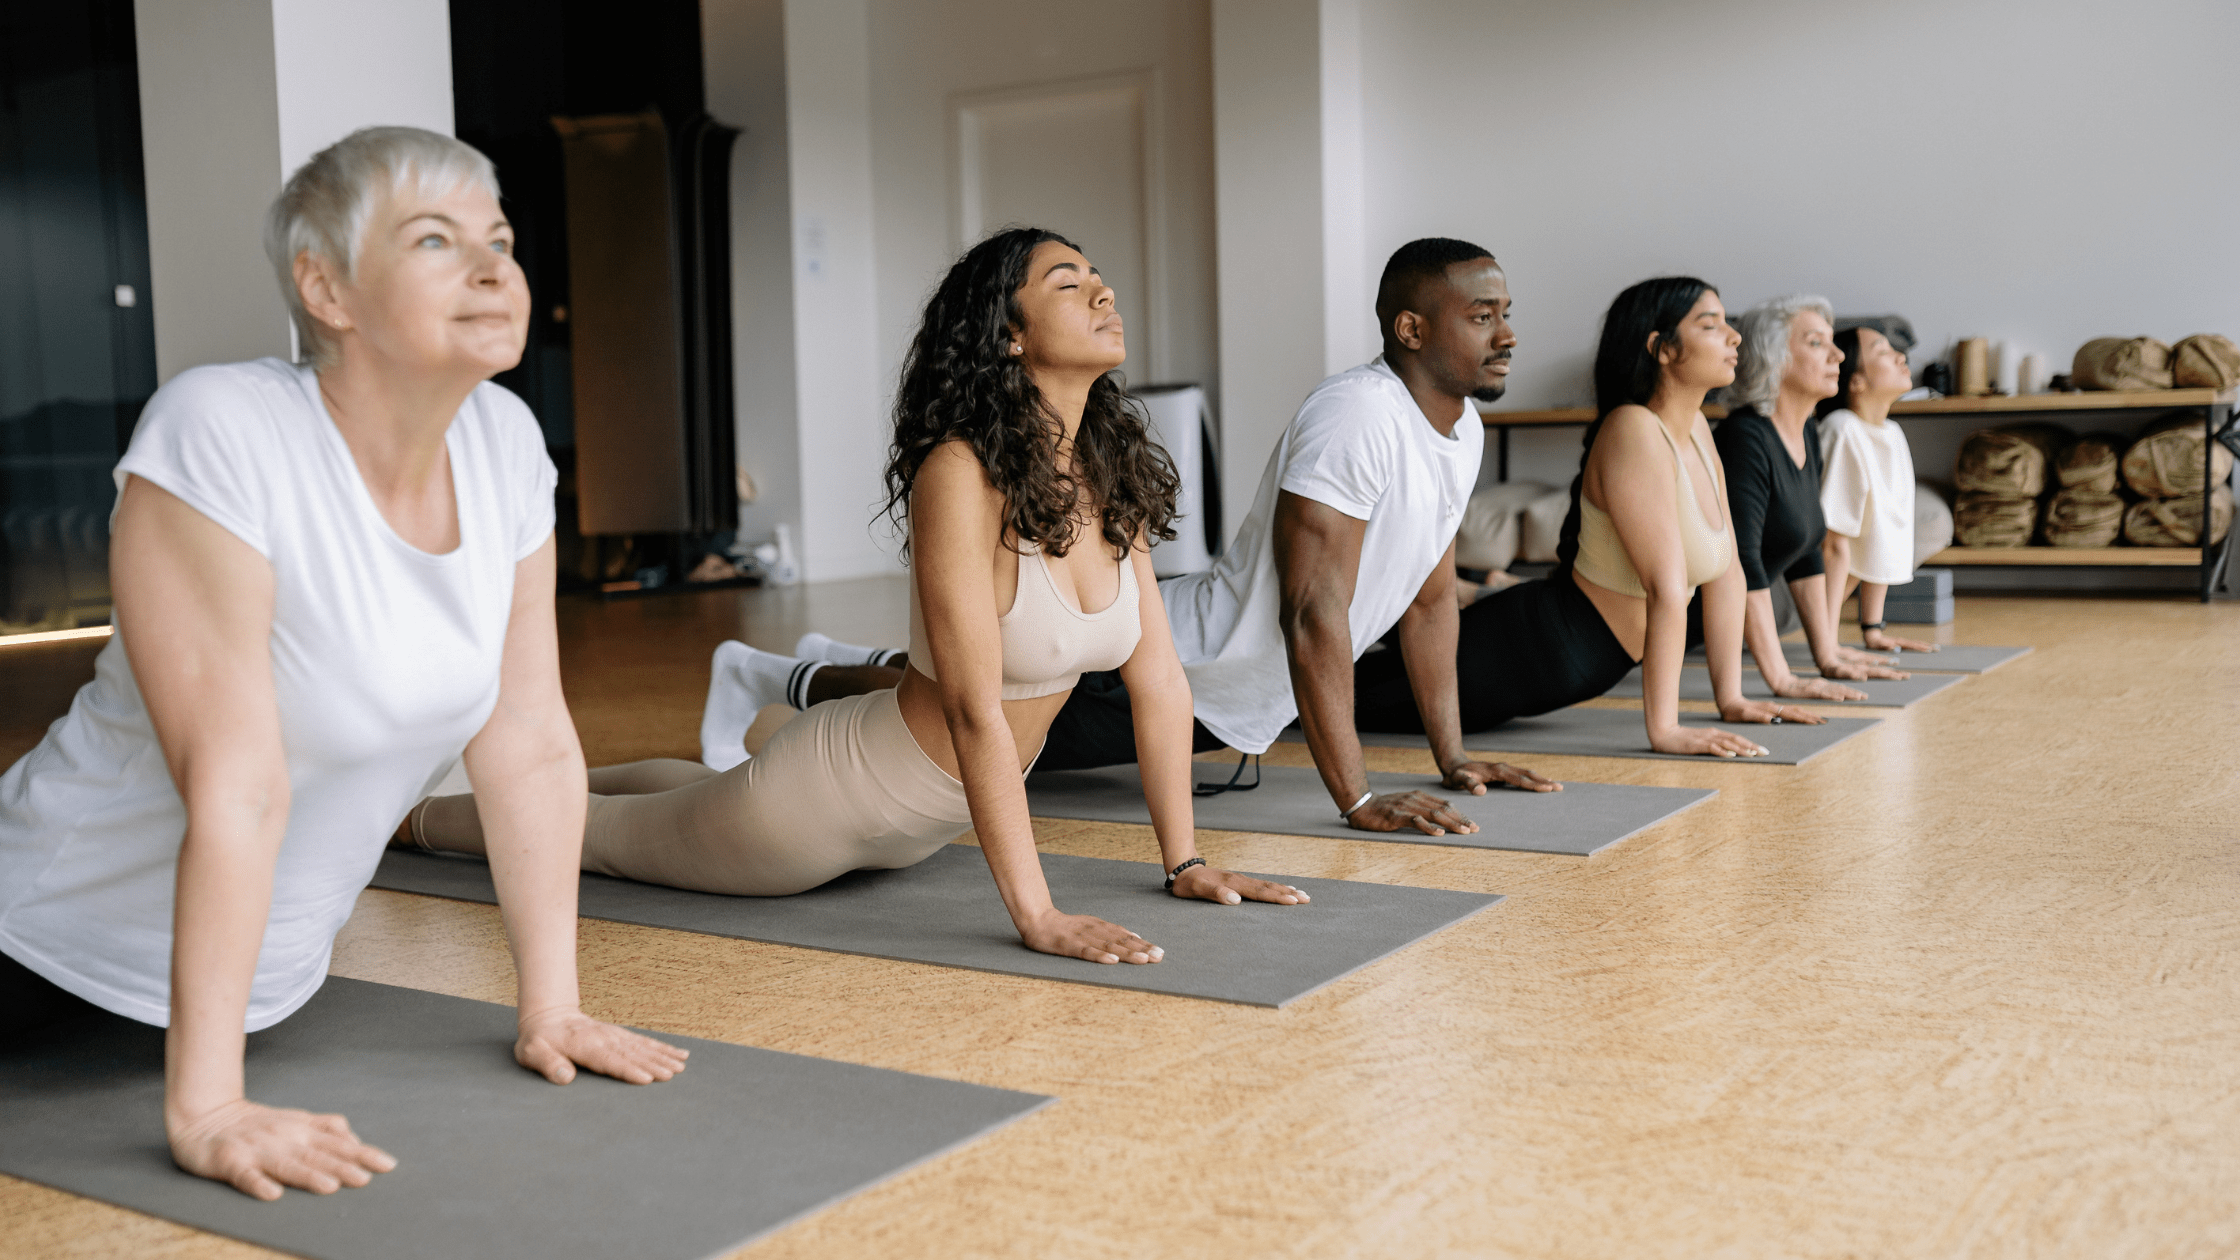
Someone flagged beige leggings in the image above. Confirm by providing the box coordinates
[420,689,973,896]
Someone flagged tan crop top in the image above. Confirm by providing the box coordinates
[907,541,1142,699]
[1573,418,1732,598]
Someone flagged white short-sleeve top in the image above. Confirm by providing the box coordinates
[1818,408,1917,586]
[0,358,555,1031]
[1160,358,1482,753]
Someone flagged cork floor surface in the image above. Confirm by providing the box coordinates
[2,582,2235,1259]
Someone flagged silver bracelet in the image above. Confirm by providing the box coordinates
[1340,790,1374,823]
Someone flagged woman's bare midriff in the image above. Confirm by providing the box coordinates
[1573,567,1648,663]
[895,665,1068,779]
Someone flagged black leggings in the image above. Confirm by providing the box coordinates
[1355,575,1636,734]
[1,949,103,1042]
[1033,669,1230,772]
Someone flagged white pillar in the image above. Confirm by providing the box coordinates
[135,0,454,383]
[704,0,802,558]
[782,0,895,580]
[1210,0,1368,543]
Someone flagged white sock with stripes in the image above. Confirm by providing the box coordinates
[794,632,903,668]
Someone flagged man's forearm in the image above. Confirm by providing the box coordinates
[1285,607,1368,812]
[1396,602,1466,772]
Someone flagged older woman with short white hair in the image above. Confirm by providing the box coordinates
[0,127,683,1200]
[1709,295,1905,697]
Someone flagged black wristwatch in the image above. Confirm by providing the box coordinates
[1164,857,1205,891]
[1860,620,1886,632]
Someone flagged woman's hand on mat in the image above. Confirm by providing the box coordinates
[1861,629,1938,653]
[1650,724,1770,758]
[1443,760,1563,794]
[1349,791,1478,837]
[1829,643,1898,666]
[168,1097,396,1201]
[1818,658,1908,681]
[1721,698,1825,727]
[515,1007,690,1086]
[1171,863,1310,906]
[1021,908,1164,964]
[1769,673,1869,702]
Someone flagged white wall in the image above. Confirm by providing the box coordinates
[1211,0,1342,533]
[1355,0,2240,487]
[136,0,454,383]
[781,0,893,580]
[703,0,803,554]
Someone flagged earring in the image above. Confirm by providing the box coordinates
[1010,343,1021,355]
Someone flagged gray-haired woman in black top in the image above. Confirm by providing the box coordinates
[1711,296,1905,696]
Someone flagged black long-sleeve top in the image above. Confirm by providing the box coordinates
[1713,407,1826,590]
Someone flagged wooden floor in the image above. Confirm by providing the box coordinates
[4,583,2236,1258]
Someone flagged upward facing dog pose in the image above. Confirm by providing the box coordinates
[706,238,1558,838]
[0,129,682,1201]
[1710,297,1908,693]
[1356,278,1807,755]
[1815,325,1937,654]
[411,228,1307,965]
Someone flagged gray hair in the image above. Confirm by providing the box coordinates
[1726,294,1834,413]
[263,126,501,366]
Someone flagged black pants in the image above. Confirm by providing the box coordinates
[1354,575,1636,734]
[1,949,103,1042]
[1034,669,1230,772]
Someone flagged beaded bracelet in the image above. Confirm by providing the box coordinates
[1164,857,1206,892]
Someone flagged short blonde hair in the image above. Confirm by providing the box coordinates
[1727,294,1834,413]
[263,126,501,366]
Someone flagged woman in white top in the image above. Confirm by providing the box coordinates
[410,228,1307,963]
[1816,326,1937,653]
[0,129,684,1200]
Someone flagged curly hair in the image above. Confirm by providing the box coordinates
[883,227,1179,560]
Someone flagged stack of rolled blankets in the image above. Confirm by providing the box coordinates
[1953,417,2233,548]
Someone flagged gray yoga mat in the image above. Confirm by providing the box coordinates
[1279,705,1879,765]
[1599,665,1968,708]
[1685,642,2031,674]
[370,845,1500,1009]
[1027,762,1715,857]
[0,977,1050,1260]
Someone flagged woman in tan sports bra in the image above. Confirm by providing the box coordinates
[407,228,1306,966]
[1358,277,1815,755]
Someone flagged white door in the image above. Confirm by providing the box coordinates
[954,75,1159,383]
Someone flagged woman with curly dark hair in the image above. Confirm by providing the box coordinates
[408,227,1306,965]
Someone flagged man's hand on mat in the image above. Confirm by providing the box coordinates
[1819,659,1908,681]
[1861,629,1938,653]
[168,1097,396,1201]
[1349,791,1478,837]
[1651,724,1771,758]
[1443,760,1563,794]
[1770,674,1869,702]
[1171,863,1310,906]
[1020,908,1164,964]
[515,1007,690,1086]
[1720,698,1825,727]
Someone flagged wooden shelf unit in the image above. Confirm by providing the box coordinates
[1477,388,2237,601]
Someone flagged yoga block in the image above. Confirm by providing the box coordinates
[1887,594,1955,625]
[1891,567,1953,599]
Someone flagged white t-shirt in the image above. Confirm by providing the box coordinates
[1818,408,1916,585]
[0,359,555,1031]
[1161,359,1482,753]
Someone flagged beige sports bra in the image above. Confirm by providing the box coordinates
[907,540,1142,700]
[1573,418,1732,598]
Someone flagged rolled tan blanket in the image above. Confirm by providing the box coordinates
[2121,413,2235,498]
[2122,488,2234,547]
[1954,424,2069,496]
[1953,491,2041,547]
[2042,489,2125,548]
[2171,334,2240,390]
[2054,432,2125,493]
[2071,337,2174,391]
